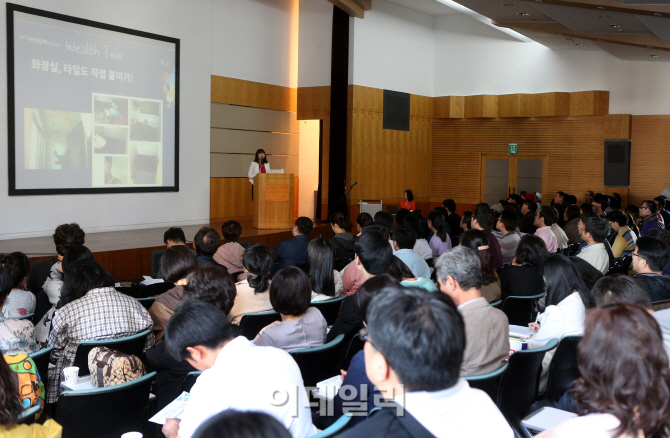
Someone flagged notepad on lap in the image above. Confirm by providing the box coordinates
[522,407,577,432]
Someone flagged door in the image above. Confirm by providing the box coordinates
[480,154,548,205]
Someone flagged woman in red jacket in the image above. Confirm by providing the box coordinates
[399,189,415,211]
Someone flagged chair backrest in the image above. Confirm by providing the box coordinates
[238,311,281,340]
[17,404,41,425]
[55,371,156,438]
[29,346,54,389]
[151,249,166,278]
[72,330,152,376]
[497,338,559,421]
[182,371,202,393]
[341,333,365,371]
[136,297,156,310]
[501,293,545,326]
[14,313,34,321]
[290,334,345,387]
[489,299,502,308]
[310,295,346,326]
[308,413,353,438]
[653,299,670,311]
[565,243,581,257]
[618,254,632,274]
[463,363,508,401]
[542,335,582,403]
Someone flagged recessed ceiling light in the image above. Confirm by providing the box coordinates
[574,43,583,46]
[609,24,620,28]
[654,13,662,16]
[597,6,605,9]
[518,12,530,15]
[652,55,659,58]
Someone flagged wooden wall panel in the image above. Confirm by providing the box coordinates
[410,94,433,119]
[432,117,608,205]
[348,85,383,112]
[569,91,609,116]
[605,114,632,139]
[297,86,331,115]
[210,178,254,221]
[464,95,499,118]
[211,75,297,112]
[629,115,670,207]
[498,94,536,118]
[538,92,571,117]
[434,96,464,119]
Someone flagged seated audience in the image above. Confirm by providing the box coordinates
[632,237,670,302]
[272,217,313,275]
[355,212,373,236]
[329,213,355,271]
[340,224,391,296]
[626,212,641,238]
[427,210,452,257]
[495,210,520,265]
[570,257,604,294]
[193,227,221,267]
[339,286,512,438]
[646,228,670,276]
[255,267,326,352]
[537,303,670,438]
[655,196,670,228]
[35,246,93,349]
[497,235,548,301]
[442,199,462,238]
[149,245,198,343]
[0,354,61,437]
[213,220,246,278]
[391,228,430,279]
[591,274,652,309]
[471,206,503,269]
[580,203,595,214]
[386,256,437,292]
[592,193,609,216]
[563,205,582,245]
[161,302,316,438]
[639,200,664,236]
[460,230,501,303]
[576,215,611,274]
[228,244,273,325]
[192,410,291,438]
[530,254,590,388]
[606,209,637,257]
[0,266,37,356]
[553,191,569,208]
[306,238,342,301]
[327,230,393,342]
[534,206,558,253]
[550,208,569,249]
[0,253,35,318]
[27,223,85,326]
[519,200,538,235]
[158,227,191,279]
[460,211,473,233]
[435,246,509,377]
[399,189,416,211]
[47,260,154,403]
[403,214,432,260]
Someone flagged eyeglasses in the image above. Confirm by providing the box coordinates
[358,327,379,351]
[640,206,649,210]
[632,252,644,259]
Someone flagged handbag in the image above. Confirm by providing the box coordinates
[87,346,144,388]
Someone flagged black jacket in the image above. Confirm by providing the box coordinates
[331,233,356,271]
[634,273,670,303]
[497,264,545,300]
[446,212,462,238]
[336,407,434,438]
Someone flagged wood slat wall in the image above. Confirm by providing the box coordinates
[630,115,670,207]
[211,76,297,112]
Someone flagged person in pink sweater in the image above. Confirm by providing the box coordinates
[213,220,246,279]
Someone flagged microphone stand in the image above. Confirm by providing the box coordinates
[327,183,357,217]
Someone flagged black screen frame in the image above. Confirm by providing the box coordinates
[6,2,180,196]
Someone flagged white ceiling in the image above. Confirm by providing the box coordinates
[385,0,460,16]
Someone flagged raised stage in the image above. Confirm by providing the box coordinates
[0,219,334,282]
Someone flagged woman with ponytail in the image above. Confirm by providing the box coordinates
[428,210,452,258]
[228,244,274,325]
[460,229,501,303]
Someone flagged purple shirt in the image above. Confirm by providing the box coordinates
[429,234,452,258]
[535,226,558,253]
[482,229,503,269]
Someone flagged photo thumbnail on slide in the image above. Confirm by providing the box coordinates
[92,155,129,186]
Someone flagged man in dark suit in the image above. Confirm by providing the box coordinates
[337,285,512,438]
[271,216,313,275]
[442,199,462,238]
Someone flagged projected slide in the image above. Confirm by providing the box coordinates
[8,4,179,195]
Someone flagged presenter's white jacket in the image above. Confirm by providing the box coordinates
[248,161,271,184]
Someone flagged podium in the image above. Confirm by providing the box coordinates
[253,173,294,229]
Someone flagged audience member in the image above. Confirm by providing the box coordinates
[403,214,432,260]
[435,247,509,377]
[27,223,84,325]
[192,410,291,438]
[460,230,501,303]
[553,191,568,207]
[654,196,670,228]
[537,303,670,438]
[329,213,355,271]
[592,193,609,216]
[427,210,452,257]
[632,237,670,302]
[610,192,623,210]
[149,245,198,343]
[0,253,35,319]
[471,207,503,269]
[162,302,316,438]
[645,228,670,276]
[576,215,611,274]
[442,199,462,238]
[580,203,595,214]
[399,189,416,211]
[373,211,395,237]
[534,191,543,210]
[626,212,641,238]
[563,205,582,245]
[570,257,604,295]
[0,265,37,356]
[460,211,473,232]
[605,209,637,257]
[193,227,221,267]
[272,216,313,275]
[519,200,538,235]
[591,275,652,309]
[392,228,430,279]
[497,235,547,301]
[550,208,569,249]
[48,259,154,403]
[496,210,520,265]
[387,255,438,292]
[583,190,594,204]
[306,238,343,301]
[228,244,273,325]
[35,246,93,349]
[534,206,558,253]
[639,200,664,236]
[338,286,512,438]
[355,212,373,236]
[340,224,390,296]
[213,220,245,278]
[158,227,191,279]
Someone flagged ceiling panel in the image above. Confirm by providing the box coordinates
[594,39,670,59]
[635,14,670,44]
[512,28,603,50]
[619,0,670,4]
[528,2,652,33]
[451,0,555,22]
[386,0,460,15]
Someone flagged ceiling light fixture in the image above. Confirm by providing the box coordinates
[574,43,583,46]
[609,24,620,28]
[654,13,662,16]
[597,6,605,9]
[652,55,659,58]
[518,12,530,15]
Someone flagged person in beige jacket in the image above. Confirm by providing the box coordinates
[435,246,509,377]
[213,220,246,279]
[228,244,274,325]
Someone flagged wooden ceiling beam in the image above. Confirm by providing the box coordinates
[328,0,365,18]
[355,0,372,10]
[517,0,670,17]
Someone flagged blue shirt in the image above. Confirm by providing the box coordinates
[272,234,309,274]
[394,249,431,279]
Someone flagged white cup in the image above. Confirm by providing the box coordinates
[121,433,143,438]
[62,367,79,386]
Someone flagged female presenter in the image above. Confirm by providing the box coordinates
[248,149,271,200]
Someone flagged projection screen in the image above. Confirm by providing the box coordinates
[7,3,179,195]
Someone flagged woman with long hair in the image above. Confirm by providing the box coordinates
[306,238,343,302]
[386,256,437,292]
[459,229,500,302]
[0,253,34,319]
[247,148,273,200]
[0,266,37,356]
[399,189,415,211]
[403,214,432,260]
[329,213,355,271]
[427,210,452,258]
[497,234,548,301]
[228,244,274,325]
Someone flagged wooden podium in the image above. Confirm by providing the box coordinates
[253,173,294,229]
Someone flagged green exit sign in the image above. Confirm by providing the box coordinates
[509,144,518,154]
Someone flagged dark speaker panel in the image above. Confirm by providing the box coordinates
[383,90,410,131]
[604,140,631,187]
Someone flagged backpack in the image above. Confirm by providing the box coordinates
[4,354,44,416]
[88,347,144,388]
